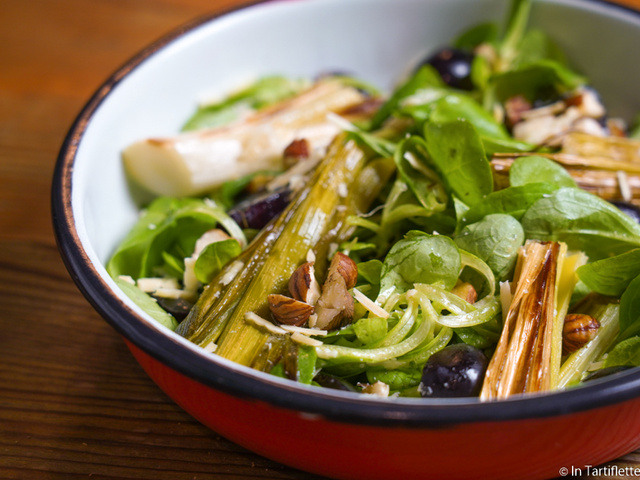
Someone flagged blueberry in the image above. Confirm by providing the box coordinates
[229,187,292,229]
[155,297,193,322]
[611,201,640,223]
[419,344,488,398]
[419,47,475,91]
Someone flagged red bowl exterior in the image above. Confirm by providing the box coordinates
[127,339,640,480]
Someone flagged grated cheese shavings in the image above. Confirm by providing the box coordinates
[137,277,180,293]
[280,325,328,336]
[617,170,632,202]
[203,341,218,353]
[325,112,358,132]
[118,275,136,285]
[290,332,323,347]
[306,249,316,263]
[353,287,390,319]
[154,287,197,301]
[220,260,244,286]
[360,381,390,397]
[244,311,287,335]
[499,281,513,319]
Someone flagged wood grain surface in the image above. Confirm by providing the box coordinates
[2,1,640,479]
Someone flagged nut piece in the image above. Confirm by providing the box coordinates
[330,252,358,289]
[451,281,478,304]
[312,253,357,331]
[283,138,310,168]
[267,294,313,327]
[562,313,600,355]
[312,273,354,330]
[288,262,321,306]
[359,381,390,397]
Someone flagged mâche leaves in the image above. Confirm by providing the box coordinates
[522,188,640,260]
[578,249,640,297]
[424,120,493,207]
[509,155,577,189]
[379,232,461,301]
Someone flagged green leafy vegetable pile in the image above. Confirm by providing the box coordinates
[109,0,640,400]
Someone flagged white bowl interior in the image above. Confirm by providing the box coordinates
[70,0,640,343]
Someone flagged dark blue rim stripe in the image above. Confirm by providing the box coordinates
[51,0,640,428]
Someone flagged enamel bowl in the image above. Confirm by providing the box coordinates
[52,0,640,478]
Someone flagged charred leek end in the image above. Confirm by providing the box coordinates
[184,134,384,368]
[175,221,278,340]
[562,132,640,163]
[122,79,368,197]
[492,132,640,204]
[481,240,579,400]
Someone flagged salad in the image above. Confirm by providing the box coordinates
[108,0,640,400]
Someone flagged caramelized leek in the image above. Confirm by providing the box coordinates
[481,241,572,400]
[492,132,640,204]
[180,134,391,368]
[562,132,640,163]
[123,80,368,196]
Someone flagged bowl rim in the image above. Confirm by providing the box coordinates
[52,0,640,428]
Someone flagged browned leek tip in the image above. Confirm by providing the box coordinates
[492,131,640,205]
[481,241,562,400]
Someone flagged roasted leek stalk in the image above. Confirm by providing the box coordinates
[492,132,640,204]
[481,240,584,400]
[178,134,391,368]
[123,79,368,197]
[562,132,640,162]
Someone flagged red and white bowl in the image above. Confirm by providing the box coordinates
[52,1,640,478]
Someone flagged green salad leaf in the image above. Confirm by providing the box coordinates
[379,232,461,301]
[107,197,243,280]
[395,136,448,212]
[605,337,640,368]
[619,274,640,341]
[366,366,422,391]
[194,238,242,284]
[182,76,309,131]
[460,182,558,227]
[455,213,524,282]
[522,188,640,260]
[509,155,577,189]
[370,65,445,130]
[114,278,178,331]
[578,249,640,297]
[424,120,493,207]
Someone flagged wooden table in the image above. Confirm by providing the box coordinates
[3,1,640,479]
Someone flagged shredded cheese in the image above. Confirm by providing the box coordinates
[118,275,136,285]
[244,311,287,335]
[617,170,632,202]
[182,257,199,293]
[306,249,316,263]
[281,325,328,336]
[290,332,323,347]
[353,287,390,319]
[499,281,513,319]
[137,277,180,293]
[154,287,197,301]
[325,112,358,132]
[220,260,244,286]
[360,381,390,397]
